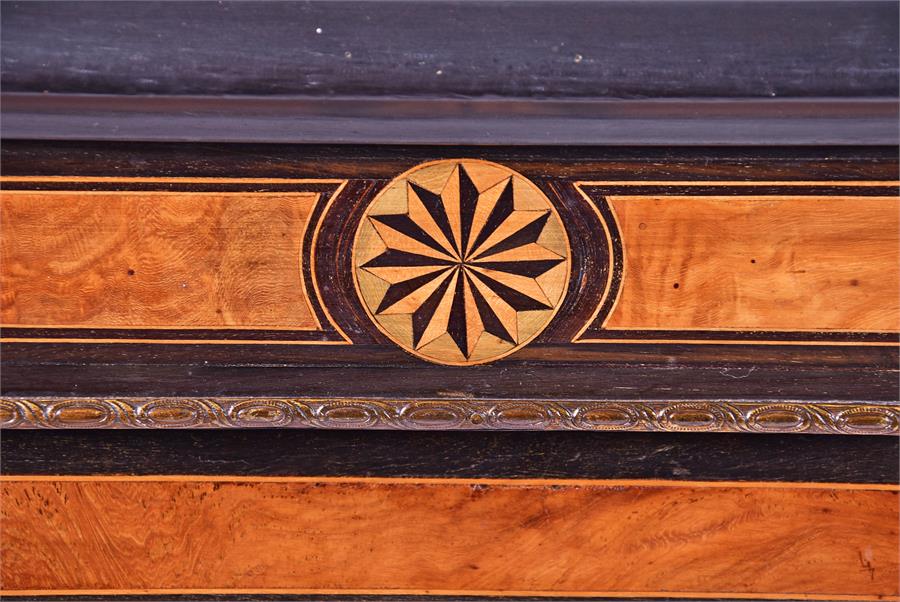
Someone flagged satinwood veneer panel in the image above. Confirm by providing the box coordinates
[1,190,320,330]
[1,477,897,599]
[603,193,899,332]
[4,182,897,341]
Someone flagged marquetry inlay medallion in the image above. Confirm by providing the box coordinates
[353,160,570,365]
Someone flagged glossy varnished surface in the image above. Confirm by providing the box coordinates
[3,397,898,434]
[354,160,570,365]
[603,194,899,332]
[1,190,319,330]
[2,476,897,598]
[2,4,898,602]
[4,428,897,482]
[0,143,897,432]
[3,427,897,600]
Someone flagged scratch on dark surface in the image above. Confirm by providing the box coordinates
[719,366,757,379]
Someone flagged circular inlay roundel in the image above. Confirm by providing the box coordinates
[353,159,571,365]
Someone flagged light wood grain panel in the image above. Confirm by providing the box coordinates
[2,477,897,598]
[606,195,900,332]
[0,191,319,329]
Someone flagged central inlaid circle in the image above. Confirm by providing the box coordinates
[353,159,571,365]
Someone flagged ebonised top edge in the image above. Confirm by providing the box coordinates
[2,93,899,145]
[2,1,898,99]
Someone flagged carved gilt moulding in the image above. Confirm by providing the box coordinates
[2,398,898,435]
[1,151,898,433]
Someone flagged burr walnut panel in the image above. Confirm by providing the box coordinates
[1,477,897,598]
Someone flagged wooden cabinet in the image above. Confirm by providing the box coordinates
[1,2,897,600]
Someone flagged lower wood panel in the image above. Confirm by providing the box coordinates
[1,477,897,599]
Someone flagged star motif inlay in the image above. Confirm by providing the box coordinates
[354,160,570,365]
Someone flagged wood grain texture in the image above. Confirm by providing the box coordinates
[4,427,898,483]
[354,160,570,365]
[0,190,319,330]
[1,143,897,432]
[604,195,900,332]
[1,477,897,598]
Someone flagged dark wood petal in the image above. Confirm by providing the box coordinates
[370,213,455,257]
[412,267,457,347]
[469,269,554,311]
[465,272,516,345]
[457,165,480,256]
[362,249,455,269]
[472,258,564,278]
[472,212,551,260]
[376,267,452,314]
[467,178,514,259]
[409,181,460,257]
[446,268,470,356]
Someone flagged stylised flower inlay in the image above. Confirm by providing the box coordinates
[353,160,570,365]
